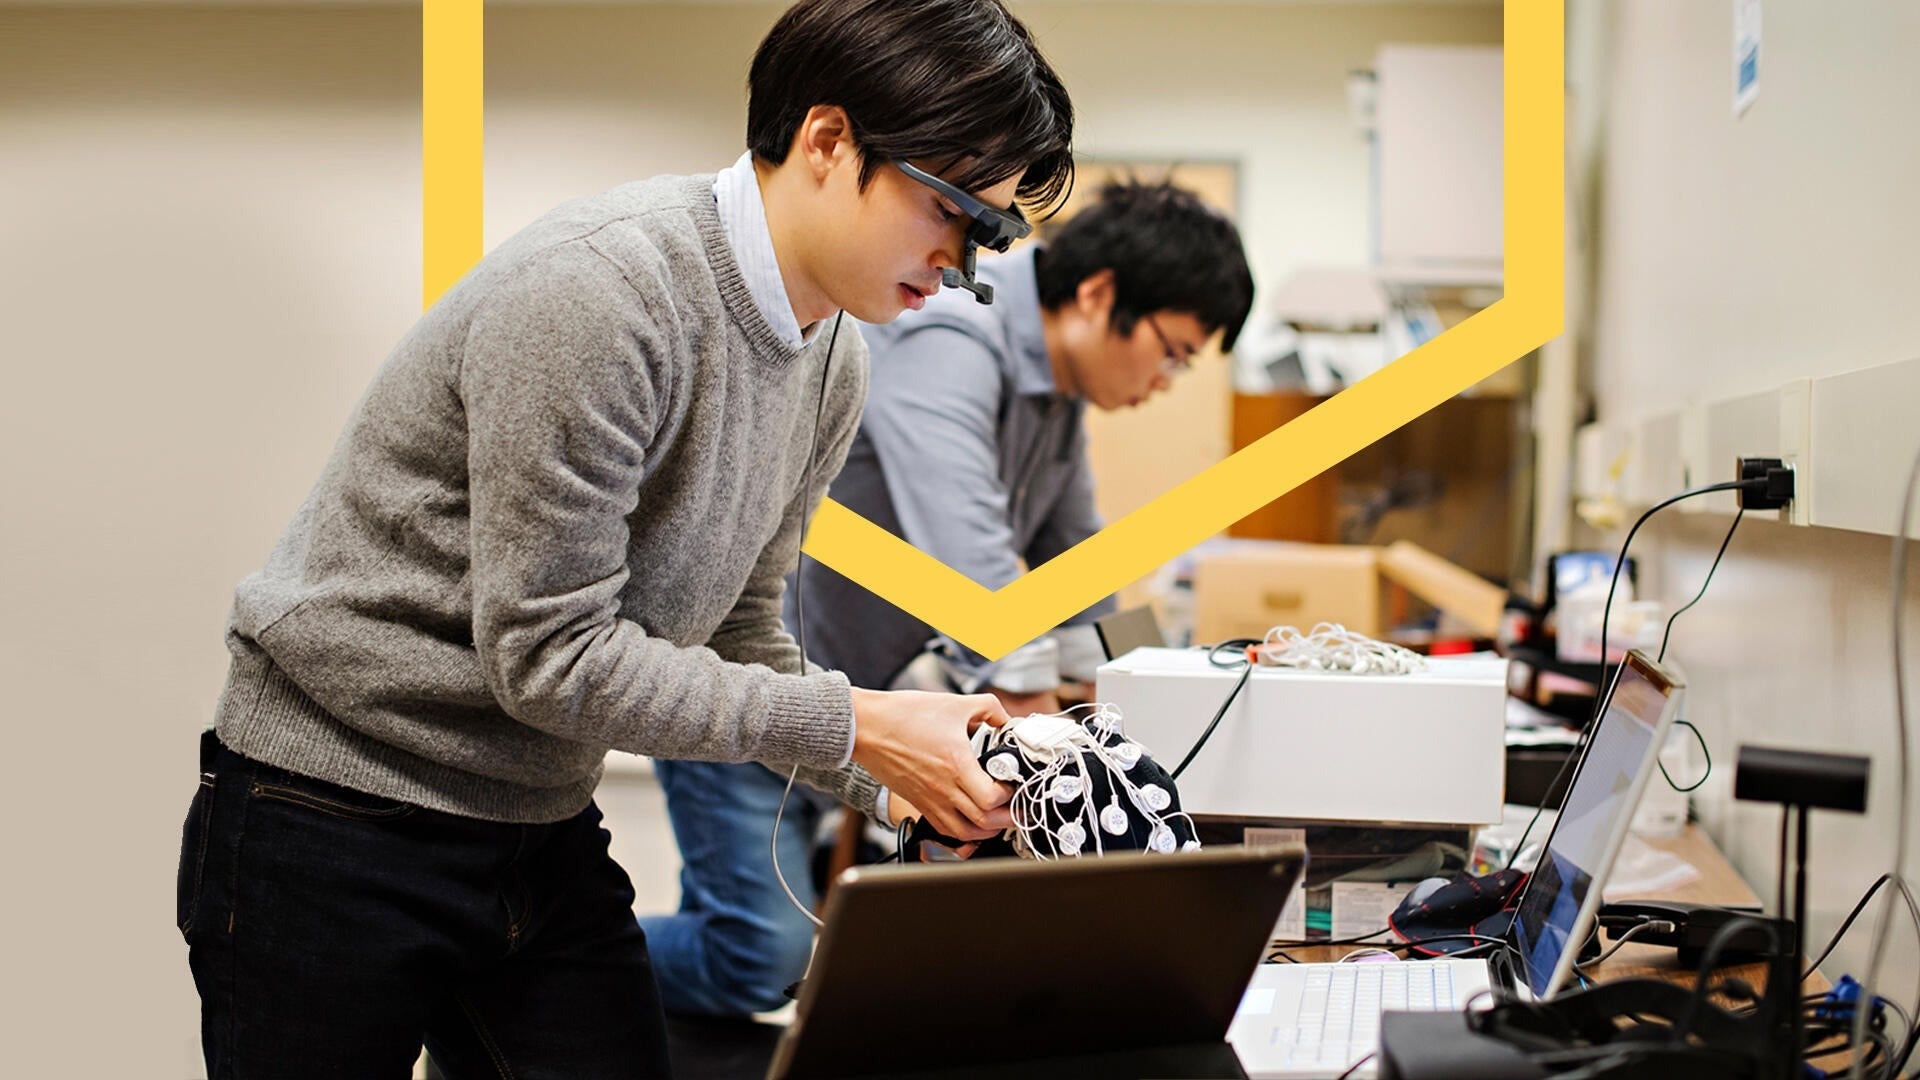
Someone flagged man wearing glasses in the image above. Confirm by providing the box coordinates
[635,179,1253,1021]
[805,178,1255,716]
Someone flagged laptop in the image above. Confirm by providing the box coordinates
[1227,648,1686,1077]
[768,844,1307,1080]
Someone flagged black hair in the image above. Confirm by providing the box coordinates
[746,0,1074,217]
[1034,179,1256,351]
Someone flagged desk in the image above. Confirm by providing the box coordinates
[1269,825,1761,979]
[1264,825,1850,1071]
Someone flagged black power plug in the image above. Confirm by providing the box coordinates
[1737,457,1795,511]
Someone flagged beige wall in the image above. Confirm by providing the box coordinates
[1569,0,1920,994]
[481,3,1505,297]
[0,3,1494,1073]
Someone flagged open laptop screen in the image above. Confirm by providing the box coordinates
[1509,651,1682,998]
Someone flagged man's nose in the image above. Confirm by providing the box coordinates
[933,232,966,272]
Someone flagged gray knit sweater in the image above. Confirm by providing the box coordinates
[214,174,878,824]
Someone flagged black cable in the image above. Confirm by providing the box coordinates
[1673,915,1781,1047]
[1503,479,1756,871]
[1658,509,1743,663]
[1266,930,1526,972]
[771,312,846,935]
[1336,1052,1376,1079]
[883,815,911,865]
[1169,639,1260,780]
[1806,873,1902,978]
[1802,864,1920,1073]
[1384,932,1518,957]
[1576,919,1675,970]
[1658,718,1712,793]
[1882,996,1915,1066]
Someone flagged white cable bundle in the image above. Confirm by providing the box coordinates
[979,704,1201,861]
[1252,622,1426,675]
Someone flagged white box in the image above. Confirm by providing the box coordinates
[1097,647,1508,826]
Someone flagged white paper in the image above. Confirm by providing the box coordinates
[1331,881,1415,941]
[1603,832,1703,900]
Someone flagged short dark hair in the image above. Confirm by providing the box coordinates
[1034,180,1256,351]
[747,0,1074,217]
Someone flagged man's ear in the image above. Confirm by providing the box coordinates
[1074,268,1117,323]
[792,104,859,185]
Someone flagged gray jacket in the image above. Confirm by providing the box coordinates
[787,246,1113,693]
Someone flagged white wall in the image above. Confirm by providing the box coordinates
[0,3,1495,1074]
[1569,0,1920,994]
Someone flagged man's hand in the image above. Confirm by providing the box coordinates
[850,688,1012,843]
[988,686,1061,718]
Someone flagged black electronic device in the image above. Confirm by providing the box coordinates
[1731,742,1872,1072]
[1378,914,1800,1080]
[893,159,1032,305]
[1377,1012,1547,1079]
[1594,900,1791,967]
[1733,745,1870,812]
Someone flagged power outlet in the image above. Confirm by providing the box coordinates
[1737,457,1795,511]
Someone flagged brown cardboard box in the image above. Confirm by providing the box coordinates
[1192,543,1385,642]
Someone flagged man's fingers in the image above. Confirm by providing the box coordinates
[956,760,1012,814]
[967,694,1012,730]
[932,806,999,842]
[939,778,1007,838]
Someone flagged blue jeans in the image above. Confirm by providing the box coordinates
[638,759,826,1017]
[178,731,672,1078]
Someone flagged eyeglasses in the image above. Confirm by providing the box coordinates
[894,160,1033,306]
[1143,313,1195,377]
[892,160,1032,253]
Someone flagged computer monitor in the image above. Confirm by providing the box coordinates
[1094,605,1167,661]
[1509,649,1686,998]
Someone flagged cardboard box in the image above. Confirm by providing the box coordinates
[1098,646,1508,826]
[1192,543,1385,641]
[1190,540,1507,644]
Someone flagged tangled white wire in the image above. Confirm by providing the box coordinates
[1252,622,1426,676]
[982,703,1201,861]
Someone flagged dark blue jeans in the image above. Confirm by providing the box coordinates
[177,731,672,1079]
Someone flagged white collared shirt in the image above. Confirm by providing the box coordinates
[712,152,817,348]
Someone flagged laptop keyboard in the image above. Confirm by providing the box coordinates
[1280,963,1459,1071]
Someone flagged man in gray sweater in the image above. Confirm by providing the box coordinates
[643,180,1255,1020]
[174,1,1073,1074]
